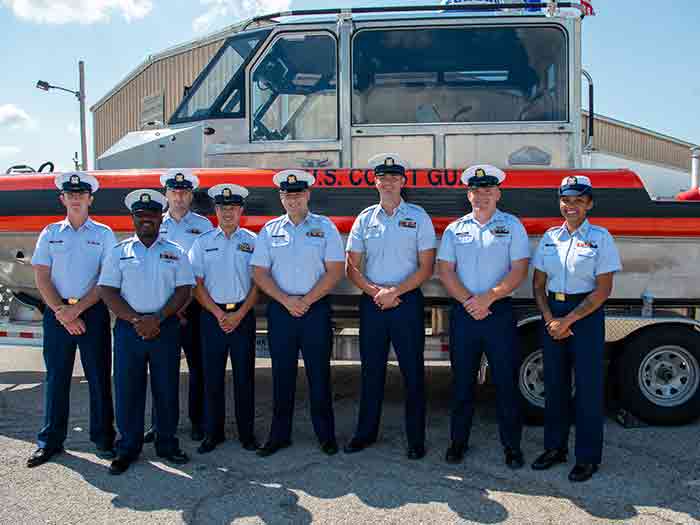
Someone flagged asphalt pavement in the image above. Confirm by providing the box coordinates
[0,345,699,524]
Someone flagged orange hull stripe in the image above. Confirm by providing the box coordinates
[1,215,699,237]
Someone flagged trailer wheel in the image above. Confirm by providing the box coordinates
[618,326,700,425]
[518,327,576,425]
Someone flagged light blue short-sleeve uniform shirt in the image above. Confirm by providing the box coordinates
[532,220,622,294]
[251,213,345,296]
[189,227,256,304]
[32,218,118,299]
[437,210,530,295]
[346,200,436,286]
[160,211,213,252]
[98,236,195,313]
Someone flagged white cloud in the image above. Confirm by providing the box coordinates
[2,0,153,25]
[193,0,291,33]
[0,146,21,158]
[0,104,36,130]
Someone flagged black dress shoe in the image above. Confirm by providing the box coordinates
[531,448,568,470]
[197,437,224,454]
[143,427,156,444]
[96,446,116,460]
[256,440,291,457]
[505,448,525,470]
[343,438,373,454]
[160,449,190,465]
[568,463,598,482]
[407,445,426,460]
[241,438,259,451]
[26,446,63,468]
[109,456,133,475]
[191,426,205,442]
[320,441,339,456]
[445,441,466,464]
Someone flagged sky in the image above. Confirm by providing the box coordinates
[0,0,698,172]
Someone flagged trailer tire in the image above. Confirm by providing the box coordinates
[517,328,547,425]
[618,326,700,425]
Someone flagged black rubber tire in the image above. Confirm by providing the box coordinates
[617,326,700,425]
[517,327,546,425]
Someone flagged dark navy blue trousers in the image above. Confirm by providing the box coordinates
[38,302,115,450]
[543,298,605,464]
[267,299,335,444]
[200,308,256,442]
[113,317,180,458]
[150,301,204,432]
[354,289,426,448]
[449,298,522,450]
[181,301,204,427]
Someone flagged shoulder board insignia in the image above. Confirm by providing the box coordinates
[399,220,417,229]
[160,252,180,261]
[306,229,325,238]
[238,242,254,253]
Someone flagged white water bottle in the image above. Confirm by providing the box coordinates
[641,289,654,318]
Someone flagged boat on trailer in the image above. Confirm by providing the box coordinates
[2,1,700,425]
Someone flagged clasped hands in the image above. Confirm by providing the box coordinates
[462,294,493,320]
[54,304,86,336]
[544,317,574,340]
[131,314,160,340]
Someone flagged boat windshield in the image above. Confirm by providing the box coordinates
[170,29,270,123]
[352,25,568,125]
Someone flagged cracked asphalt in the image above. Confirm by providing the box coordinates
[1,345,699,524]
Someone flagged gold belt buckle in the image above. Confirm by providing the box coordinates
[554,293,566,302]
[225,303,237,311]
[67,297,79,305]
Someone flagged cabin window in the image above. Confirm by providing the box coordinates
[170,30,269,123]
[352,26,568,125]
[250,32,338,142]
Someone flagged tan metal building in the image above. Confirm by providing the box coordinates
[91,25,697,171]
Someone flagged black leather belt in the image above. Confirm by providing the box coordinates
[548,291,590,302]
[215,302,242,312]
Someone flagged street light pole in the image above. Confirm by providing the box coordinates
[36,60,88,171]
[78,61,88,171]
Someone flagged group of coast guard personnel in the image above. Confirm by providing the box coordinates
[27,154,620,483]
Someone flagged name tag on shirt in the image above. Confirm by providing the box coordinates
[205,248,219,252]
[86,240,102,246]
[187,228,203,235]
[119,256,135,261]
[49,240,64,244]
[577,242,598,249]
[490,225,510,237]
[306,229,325,238]
[160,252,180,261]
[399,219,417,229]
[238,242,253,253]
[455,231,474,243]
